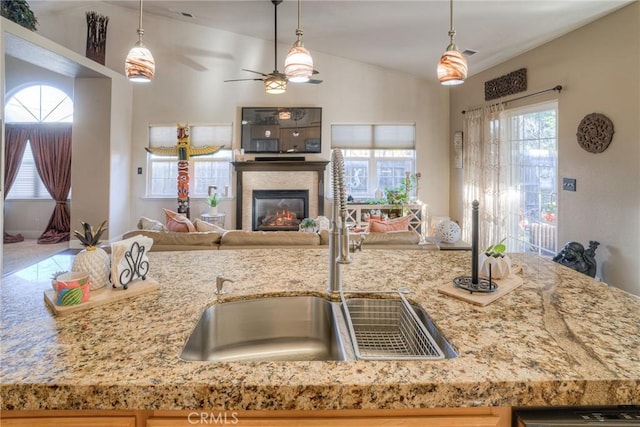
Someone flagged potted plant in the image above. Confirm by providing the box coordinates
[206,193,219,215]
[1,0,38,31]
[71,220,111,290]
[299,217,317,233]
[479,238,512,279]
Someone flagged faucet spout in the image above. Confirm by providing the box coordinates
[328,149,351,294]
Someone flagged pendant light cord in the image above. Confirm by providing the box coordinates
[137,0,144,40]
[274,0,278,69]
[449,0,455,41]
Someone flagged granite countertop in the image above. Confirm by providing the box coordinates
[1,249,639,411]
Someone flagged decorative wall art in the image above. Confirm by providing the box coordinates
[86,11,108,65]
[484,68,527,101]
[576,113,614,153]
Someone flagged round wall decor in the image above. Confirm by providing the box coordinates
[576,113,614,153]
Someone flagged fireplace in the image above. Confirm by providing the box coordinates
[252,190,309,231]
[232,160,329,230]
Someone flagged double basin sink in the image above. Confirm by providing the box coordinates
[180,295,457,362]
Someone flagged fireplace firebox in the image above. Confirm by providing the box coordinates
[252,190,309,231]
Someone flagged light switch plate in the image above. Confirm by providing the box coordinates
[563,177,576,191]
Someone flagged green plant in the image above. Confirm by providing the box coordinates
[384,187,409,206]
[484,238,507,258]
[300,218,317,229]
[73,220,107,249]
[1,0,38,31]
[206,193,219,207]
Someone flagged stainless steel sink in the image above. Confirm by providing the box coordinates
[180,296,348,362]
[180,295,457,362]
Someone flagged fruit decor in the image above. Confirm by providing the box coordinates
[72,220,111,290]
[73,220,108,249]
[1,0,38,31]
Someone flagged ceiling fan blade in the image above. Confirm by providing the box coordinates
[224,78,265,82]
[242,68,269,77]
[305,79,323,84]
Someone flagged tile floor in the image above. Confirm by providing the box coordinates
[3,251,78,285]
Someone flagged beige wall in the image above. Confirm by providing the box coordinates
[449,2,640,295]
[32,2,450,230]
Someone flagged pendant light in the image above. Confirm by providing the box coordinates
[284,0,314,82]
[437,0,467,86]
[125,0,155,82]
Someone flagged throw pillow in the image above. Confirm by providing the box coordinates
[368,215,411,233]
[193,219,226,233]
[137,216,168,232]
[163,209,196,233]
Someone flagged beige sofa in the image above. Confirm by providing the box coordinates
[120,229,437,251]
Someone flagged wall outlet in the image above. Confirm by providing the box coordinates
[563,177,576,191]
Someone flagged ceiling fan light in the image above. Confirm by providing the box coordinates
[125,41,155,82]
[285,44,314,83]
[265,74,287,94]
[437,48,467,85]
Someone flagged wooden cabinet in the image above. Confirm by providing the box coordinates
[146,408,510,426]
[2,407,510,426]
[1,411,136,427]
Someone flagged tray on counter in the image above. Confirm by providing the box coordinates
[44,278,159,316]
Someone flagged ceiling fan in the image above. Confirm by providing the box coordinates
[224,0,322,94]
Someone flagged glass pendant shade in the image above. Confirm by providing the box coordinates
[284,43,314,83]
[437,47,467,85]
[125,41,155,82]
[265,73,287,94]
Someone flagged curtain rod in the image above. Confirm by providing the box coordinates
[462,85,563,114]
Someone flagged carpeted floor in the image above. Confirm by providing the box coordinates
[2,239,70,277]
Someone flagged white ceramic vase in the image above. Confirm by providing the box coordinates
[208,206,218,215]
[479,254,512,279]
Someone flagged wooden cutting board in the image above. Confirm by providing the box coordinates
[44,278,159,316]
[438,265,523,306]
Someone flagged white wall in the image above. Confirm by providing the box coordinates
[33,2,450,230]
[449,2,640,295]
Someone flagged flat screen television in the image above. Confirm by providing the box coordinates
[240,107,322,154]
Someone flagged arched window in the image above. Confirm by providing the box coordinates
[5,85,73,199]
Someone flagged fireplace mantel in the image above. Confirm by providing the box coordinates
[232,161,330,230]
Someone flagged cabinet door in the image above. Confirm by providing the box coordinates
[2,417,136,427]
[147,407,510,427]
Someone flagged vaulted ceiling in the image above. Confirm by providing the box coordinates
[29,0,634,82]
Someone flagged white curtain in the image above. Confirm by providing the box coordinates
[462,104,508,251]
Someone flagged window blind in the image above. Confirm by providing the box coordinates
[331,124,415,149]
[149,124,233,148]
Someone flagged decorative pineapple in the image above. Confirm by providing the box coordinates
[72,220,110,290]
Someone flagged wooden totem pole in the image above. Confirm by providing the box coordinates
[145,124,223,218]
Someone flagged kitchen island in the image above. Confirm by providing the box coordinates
[1,249,639,423]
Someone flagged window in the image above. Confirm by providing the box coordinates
[146,124,233,197]
[505,102,558,257]
[5,84,73,199]
[331,124,416,199]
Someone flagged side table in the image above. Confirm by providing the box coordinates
[200,213,226,228]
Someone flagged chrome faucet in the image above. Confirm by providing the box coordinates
[214,276,234,295]
[328,148,351,294]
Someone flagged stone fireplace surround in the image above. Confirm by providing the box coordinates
[232,161,329,230]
